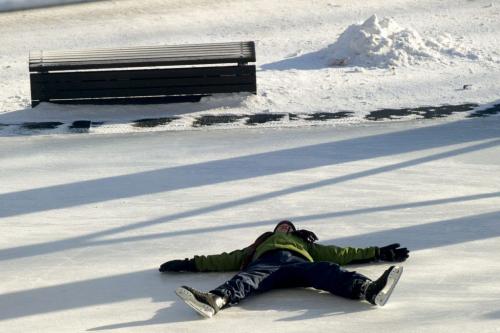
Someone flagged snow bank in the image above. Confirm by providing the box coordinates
[327,14,480,68]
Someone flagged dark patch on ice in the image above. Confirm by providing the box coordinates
[289,113,299,121]
[365,103,478,121]
[246,113,286,125]
[467,104,500,118]
[21,122,64,130]
[193,114,245,127]
[70,120,91,129]
[133,117,178,128]
[304,111,354,121]
[69,120,91,133]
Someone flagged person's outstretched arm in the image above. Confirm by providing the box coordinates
[159,248,248,273]
[308,243,409,265]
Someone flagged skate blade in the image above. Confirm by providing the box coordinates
[374,266,403,306]
[175,287,215,319]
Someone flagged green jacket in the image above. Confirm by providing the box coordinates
[193,233,377,272]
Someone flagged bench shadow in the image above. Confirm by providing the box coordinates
[260,49,328,71]
[325,210,500,251]
[0,268,228,324]
[0,0,106,13]
[483,309,500,320]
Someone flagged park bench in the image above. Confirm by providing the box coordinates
[29,41,256,107]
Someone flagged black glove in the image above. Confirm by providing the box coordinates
[159,258,197,272]
[377,243,409,262]
[293,229,319,244]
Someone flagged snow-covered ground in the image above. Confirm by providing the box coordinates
[0,1,499,332]
[0,0,499,129]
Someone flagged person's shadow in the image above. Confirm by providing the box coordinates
[238,288,375,321]
[87,302,198,330]
[88,283,375,330]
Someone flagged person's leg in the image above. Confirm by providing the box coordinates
[261,260,370,299]
[176,250,294,318]
[266,261,404,305]
[210,250,289,304]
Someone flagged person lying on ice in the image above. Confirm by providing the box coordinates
[159,220,409,318]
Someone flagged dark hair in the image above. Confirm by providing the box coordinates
[273,220,296,232]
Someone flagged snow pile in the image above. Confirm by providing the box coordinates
[327,14,479,68]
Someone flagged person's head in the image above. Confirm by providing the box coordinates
[273,220,296,234]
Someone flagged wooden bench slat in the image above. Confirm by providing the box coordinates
[31,76,255,92]
[30,57,255,71]
[31,48,253,61]
[37,41,252,55]
[33,53,252,63]
[32,50,252,61]
[31,69,255,91]
[31,59,254,72]
[32,84,257,100]
[30,41,255,71]
[38,45,254,57]
[31,65,255,82]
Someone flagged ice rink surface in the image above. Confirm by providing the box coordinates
[1,115,499,332]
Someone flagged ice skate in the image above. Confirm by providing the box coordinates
[175,286,226,318]
[364,266,403,306]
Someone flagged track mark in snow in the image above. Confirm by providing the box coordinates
[193,114,245,127]
[132,117,178,128]
[366,103,478,121]
[246,113,286,125]
[21,122,64,130]
[303,111,354,121]
[468,104,500,118]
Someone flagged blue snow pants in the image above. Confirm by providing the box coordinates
[211,250,369,305]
